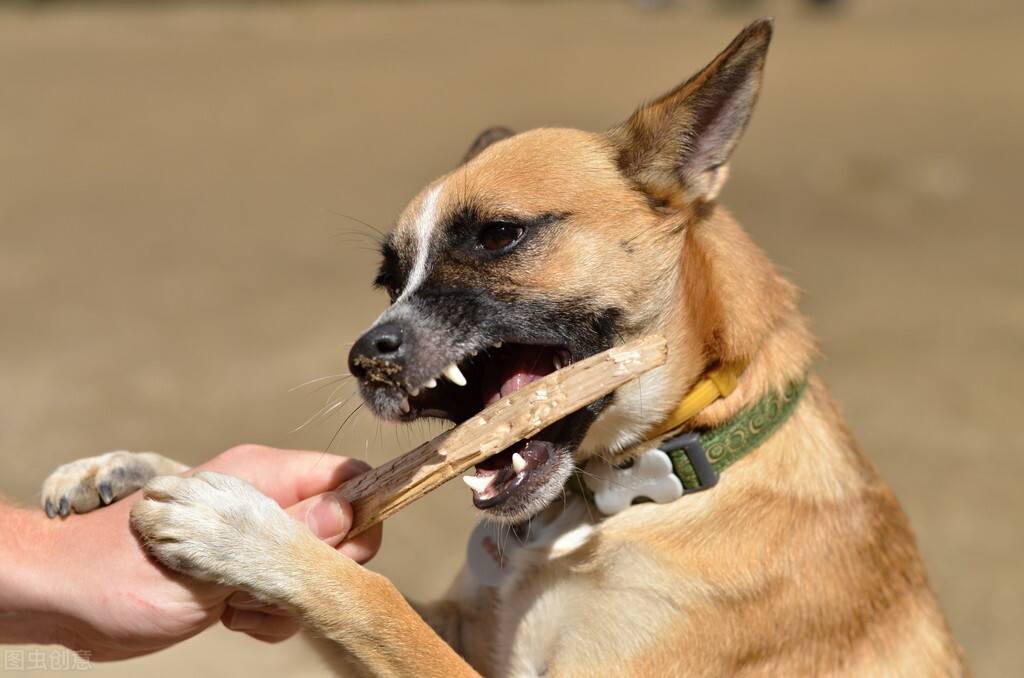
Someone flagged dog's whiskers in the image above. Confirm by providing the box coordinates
[326,402,366,453]
[326,209,388,240]
[573,466,646,496]
[289,373,349,392]
[310,376,353,396]
[292,389,358,433]
[320,393,359,420]
[320,380,353,409]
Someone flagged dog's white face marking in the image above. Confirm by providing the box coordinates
[397,182,444,303]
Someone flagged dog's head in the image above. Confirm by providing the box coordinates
[349,20,776,522]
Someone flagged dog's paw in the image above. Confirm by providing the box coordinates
[131,472,304,601]
[41,451,188,518]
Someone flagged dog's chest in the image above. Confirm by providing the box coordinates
[465,499,594,590]
[457,498,597,674]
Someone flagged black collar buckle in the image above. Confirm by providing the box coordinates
[659,431,720,493]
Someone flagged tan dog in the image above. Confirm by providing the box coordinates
[43,19,966,676]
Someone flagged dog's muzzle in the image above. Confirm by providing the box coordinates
[348,322,407,386]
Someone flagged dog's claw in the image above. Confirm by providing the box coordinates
[40,450,188,518]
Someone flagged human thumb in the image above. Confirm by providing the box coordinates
[285,491,353,548]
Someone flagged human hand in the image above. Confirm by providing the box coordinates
[25,445,381,660]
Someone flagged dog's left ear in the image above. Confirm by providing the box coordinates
[609,18,773,203]
[463,126,516,163]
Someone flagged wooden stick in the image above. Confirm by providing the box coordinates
[338,335,668,536]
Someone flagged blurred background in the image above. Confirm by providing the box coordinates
[1,0,1021,676]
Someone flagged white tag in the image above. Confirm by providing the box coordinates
[584,448,683,515]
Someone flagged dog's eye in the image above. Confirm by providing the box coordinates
[478,222,525,252]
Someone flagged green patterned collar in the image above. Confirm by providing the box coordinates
[571,380,807,510]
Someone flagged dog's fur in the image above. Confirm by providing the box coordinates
[44,19,965,677]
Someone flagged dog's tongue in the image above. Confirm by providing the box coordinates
[482,345,556,406]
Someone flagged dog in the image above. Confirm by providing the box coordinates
[42,19,966,676]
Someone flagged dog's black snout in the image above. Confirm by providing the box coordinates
[348,323,406,381]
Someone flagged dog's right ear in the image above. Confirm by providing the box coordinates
[463,126,516,163]
[609,18,773,204]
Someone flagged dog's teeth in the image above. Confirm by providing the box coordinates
[443,363,467,387]
[462,475,491,493]
[424,378,437,389]
[399,398,410,414]
[493,341,503,348]
[408,386,420,397]
[512,452,528,474]
[553,355,564,370]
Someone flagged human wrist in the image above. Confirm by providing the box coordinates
[0,504,67,644]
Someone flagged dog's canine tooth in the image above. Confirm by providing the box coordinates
[424,378,438,389]
[553,354,564,370]
[399,398,410,414]
[462,475,491,493]
[443,363,467,386]
[512,452,528,474]
[408,386,420,397]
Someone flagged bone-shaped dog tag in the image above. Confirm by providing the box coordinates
[584,448,683,515]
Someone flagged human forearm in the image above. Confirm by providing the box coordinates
[0,501,64,645]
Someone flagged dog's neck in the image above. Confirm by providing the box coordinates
[580,205,816,462]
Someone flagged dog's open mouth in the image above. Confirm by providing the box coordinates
[395,343,579,513]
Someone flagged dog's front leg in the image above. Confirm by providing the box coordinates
[130,472,478,678]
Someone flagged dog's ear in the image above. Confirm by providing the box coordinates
[609,18,773,203]
[463,126,516,163]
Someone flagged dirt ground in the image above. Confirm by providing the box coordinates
[1,1,1021,676]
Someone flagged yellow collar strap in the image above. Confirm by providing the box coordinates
[644,360,749,442]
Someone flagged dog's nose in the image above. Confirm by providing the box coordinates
[348,323,405,381]
[369,323,404,355]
